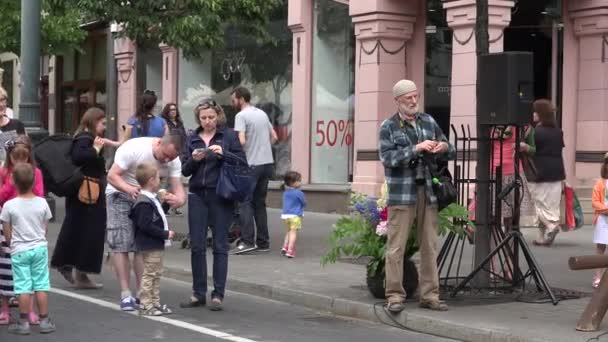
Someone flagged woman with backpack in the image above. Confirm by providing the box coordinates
[51,108,108,288]
[124,90,169,141]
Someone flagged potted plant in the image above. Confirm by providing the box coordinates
[321,183,472,299]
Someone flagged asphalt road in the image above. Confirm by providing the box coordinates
[0,270,459,342]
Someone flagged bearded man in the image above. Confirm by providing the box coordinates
[378,80,455,313]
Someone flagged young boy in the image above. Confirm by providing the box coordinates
[130,163,175,316]
[0,163,53,334]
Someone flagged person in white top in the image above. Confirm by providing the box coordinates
[106,134,186,311]
[230,87,278,255]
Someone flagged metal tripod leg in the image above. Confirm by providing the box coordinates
[450,232,516,297]
[514,231,559,305]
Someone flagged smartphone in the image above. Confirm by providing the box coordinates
[194,147,211,154]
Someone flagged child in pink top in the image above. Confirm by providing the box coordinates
[0,136,44,325]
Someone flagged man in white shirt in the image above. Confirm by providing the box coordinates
[230,87,277,254]
[106,134,186,311]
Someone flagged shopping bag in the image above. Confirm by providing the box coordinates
[564,183,584,231]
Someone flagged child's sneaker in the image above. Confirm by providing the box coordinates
[39,317,56,334]
[8,320,30,335]
[120,296,137,311]
[286,249,296,258]
[281,245,288,256]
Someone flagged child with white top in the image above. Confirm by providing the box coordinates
[1,163,54,334]
[280,171,306,258]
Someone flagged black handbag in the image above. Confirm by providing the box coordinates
[216,151,255,202]
[422,155,458,211]
[521,153,537,182]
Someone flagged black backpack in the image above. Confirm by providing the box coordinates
[34,134,91,197]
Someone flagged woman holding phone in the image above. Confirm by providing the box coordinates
[179,98,245,311]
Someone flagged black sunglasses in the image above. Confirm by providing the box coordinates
[197,99,217,108]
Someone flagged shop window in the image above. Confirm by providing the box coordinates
[178,1,292,179]
[310,0,355,184]
[424,0,452,137]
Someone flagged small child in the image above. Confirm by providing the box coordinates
[130,163,175,316]
[0,136,45,326]
[0,163,54,334]
[592,154,608,288]
[280,171,306,258]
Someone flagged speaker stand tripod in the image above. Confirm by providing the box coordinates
[450,125,558,305]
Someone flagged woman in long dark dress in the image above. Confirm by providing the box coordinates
[51,107,108,288]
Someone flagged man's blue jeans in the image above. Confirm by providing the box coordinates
[238,164,274,248]
[188,189,233,300]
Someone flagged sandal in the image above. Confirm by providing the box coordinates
[385,301,405,314]
[209,297,223,311]
[544,228,560,246]
[140,307,163,316]
[155,304,173,315]
[57,267,75,285]
[8,297,18,307]
[0,311,9,325]
[419,300,449,311]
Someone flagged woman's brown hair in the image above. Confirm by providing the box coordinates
[4,135,35,171]
[533,99,557,127]
[194,98,227,128]
[75,107,105,136]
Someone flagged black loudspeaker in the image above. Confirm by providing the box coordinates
[478,52,534,125]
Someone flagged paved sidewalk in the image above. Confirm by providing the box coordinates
[47,199,605,342]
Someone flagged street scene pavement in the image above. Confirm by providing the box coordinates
[2,199,606,342]
[0,258,455,342]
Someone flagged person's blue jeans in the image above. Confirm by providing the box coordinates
[239,163,274,248]
[188,189,233,300]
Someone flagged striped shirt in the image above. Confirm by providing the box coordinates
[378,112,455,206]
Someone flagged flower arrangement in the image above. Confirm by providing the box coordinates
[321,182,473,279]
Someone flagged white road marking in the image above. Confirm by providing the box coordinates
[49,288,259,342]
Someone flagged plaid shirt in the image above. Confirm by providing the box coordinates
[378,112,455,206]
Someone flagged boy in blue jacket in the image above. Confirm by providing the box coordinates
[130,163,175,316]
[280,171,306,258]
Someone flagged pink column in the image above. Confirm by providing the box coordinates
[114,37,137,131]
[562,2,579,182]
[443,0,514,132]
[288,0,313,184]
[159,44,178,106]
[350,1,420,196]
[568,1,608,181]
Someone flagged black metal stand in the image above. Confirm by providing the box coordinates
[449,125,559,305]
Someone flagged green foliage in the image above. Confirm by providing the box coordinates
[77,0,282,60]
[0,0,87,55]
[321,196,474,278]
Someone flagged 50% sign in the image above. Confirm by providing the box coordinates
[315,120,353,147]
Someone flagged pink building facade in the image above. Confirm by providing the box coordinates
[46,0,608,202]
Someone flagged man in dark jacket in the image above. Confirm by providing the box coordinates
[379,80,455,313]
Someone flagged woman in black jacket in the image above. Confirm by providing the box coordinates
[527,99,565,246]
[179,98,245,311]
[51,107,107,288]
